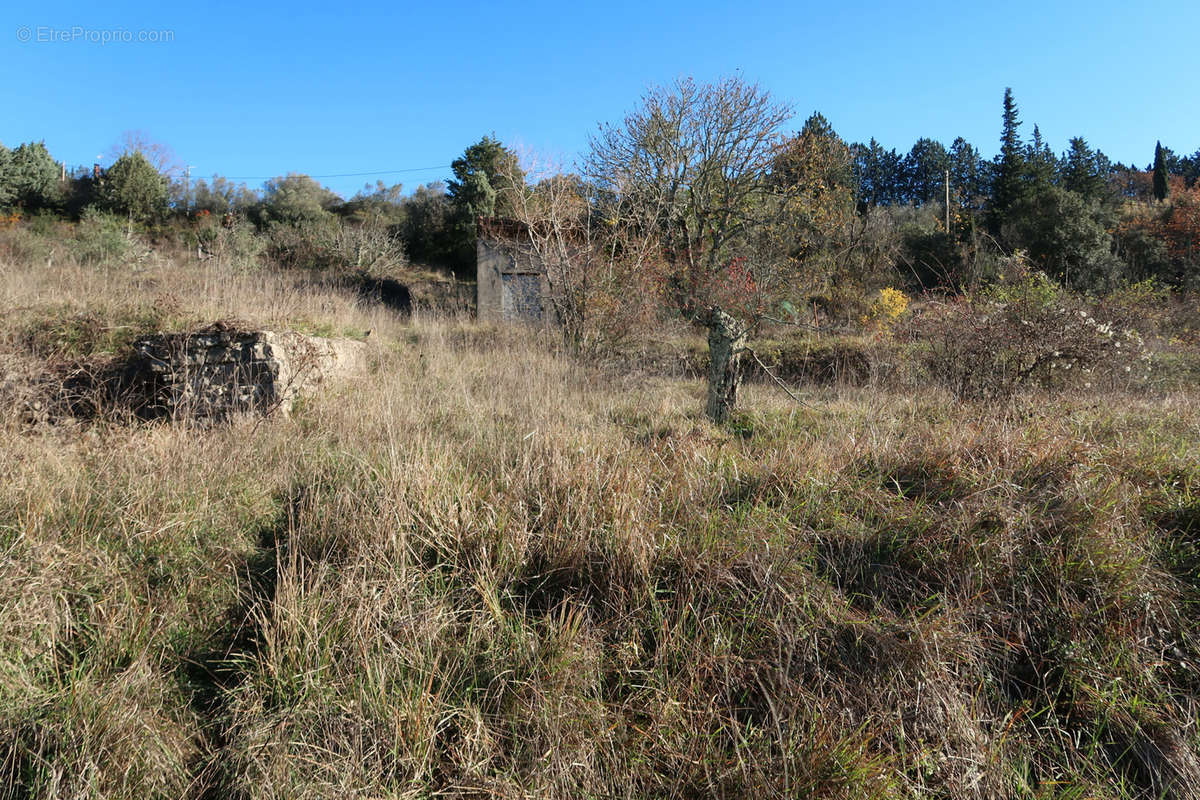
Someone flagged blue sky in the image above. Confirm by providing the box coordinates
[3,0,1198,198]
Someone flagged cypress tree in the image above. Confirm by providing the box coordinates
[1153,141,1169,201]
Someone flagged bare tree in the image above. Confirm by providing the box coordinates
[586,76,793,309]
[586,76,799,422]
[107,130,183,179]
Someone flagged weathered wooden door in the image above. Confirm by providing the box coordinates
[500,273,543,322]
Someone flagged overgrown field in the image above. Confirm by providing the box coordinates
[2,234,1200,799]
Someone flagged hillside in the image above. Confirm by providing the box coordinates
[2,230,1200,799]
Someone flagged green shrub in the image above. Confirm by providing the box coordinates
[27,209,64,237]
[72,208,130,265]
[1097,279,1172,336]
[263,219,337,270]
[194,212,265,272]
[98,152,168,223]
[0,223,56,266]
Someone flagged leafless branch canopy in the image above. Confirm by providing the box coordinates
[586,75,793,279]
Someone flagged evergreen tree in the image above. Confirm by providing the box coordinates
[1147,143,1182,175]
[1181,149,1200,188]
[399,181,456,265]
[766,112,856,269]
[850,138,904,208]
[258,173,341,226]
[1006,185,1121,290]
[99,151,169,222]
[1153,141,1170,201]
[783,113,856,193]
[989,88,1025,233]
[903,138,950,206]
[6,141,61,211]
[0,144,13,209]
[1060,137,1109,203]
[340,180,405,226]
[949,137,989,211]
[445,136,525,273]
[447,136,524,220]
[191,175,259,216]
[1023,125,1057,188]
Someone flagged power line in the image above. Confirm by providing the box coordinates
[219,165,450,181]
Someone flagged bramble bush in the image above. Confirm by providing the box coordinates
[910,272,1148,400]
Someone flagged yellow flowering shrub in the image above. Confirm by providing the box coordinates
[861,287,910,332]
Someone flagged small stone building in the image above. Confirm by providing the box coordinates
[476,218,549,323]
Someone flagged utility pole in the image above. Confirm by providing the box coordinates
[944,169,950,234]
[184,165,193,214]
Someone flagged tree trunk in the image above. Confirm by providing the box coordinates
[705,307,746,424]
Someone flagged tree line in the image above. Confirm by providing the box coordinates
[2,83,1197,297]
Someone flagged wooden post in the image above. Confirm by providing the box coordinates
[705,307,747,424]
[945,169,951,233]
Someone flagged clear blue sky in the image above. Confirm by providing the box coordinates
[3,0,1197,199]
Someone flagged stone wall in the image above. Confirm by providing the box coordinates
[131,323,368,420]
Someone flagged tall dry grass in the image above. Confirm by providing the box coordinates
[0,223,415,359]
[2,225,1200,799]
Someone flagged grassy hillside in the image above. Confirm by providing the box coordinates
[2,228,1199,799]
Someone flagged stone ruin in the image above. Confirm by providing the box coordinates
[129,323,369,420]
[5,322,370,424]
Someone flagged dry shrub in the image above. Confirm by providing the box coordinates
[264,218,407,278]
[909,273,1147,400]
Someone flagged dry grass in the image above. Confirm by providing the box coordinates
[0,225,411,357]
[2,225,1199,799]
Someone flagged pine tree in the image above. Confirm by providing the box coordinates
[1024,125,1057,188]
[6,141,61,211]
[989,88,1025,233]
[850,138,904,208]
[904,138,950,205]
[0,144,13,209]
[99,152,170,222]
[949,137,988,211]
[1153,141,1170,201]
[1061,137,1108,202]
[447,137,524,220]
